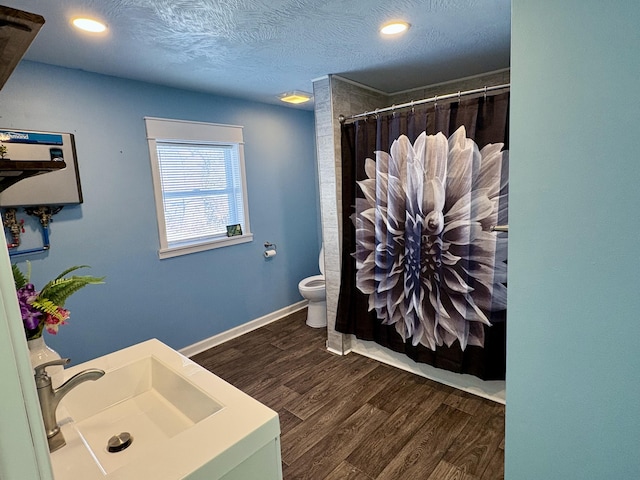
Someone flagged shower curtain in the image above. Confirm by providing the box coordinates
[336,92,509,380]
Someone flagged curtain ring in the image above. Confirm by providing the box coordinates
[374,108,379,120]
[410,100,415,114]
[391,104,396,118]
[484,86,487,100]
[434,95,438,108]
[458,90,461,103]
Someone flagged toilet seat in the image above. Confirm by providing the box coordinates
[298,274,325,291]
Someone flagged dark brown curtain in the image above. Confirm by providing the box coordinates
[336,92,509,380]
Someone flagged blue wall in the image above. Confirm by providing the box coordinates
[1,61,320,364]
[507,1,640,478]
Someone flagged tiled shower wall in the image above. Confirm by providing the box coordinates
[312,75,387,353]
[312,69,510,354]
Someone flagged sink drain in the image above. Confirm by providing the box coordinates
[107,432,133,453]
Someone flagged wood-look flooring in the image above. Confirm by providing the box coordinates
[191,309,505,480]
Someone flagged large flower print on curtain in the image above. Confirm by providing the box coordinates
[353,125,508,352]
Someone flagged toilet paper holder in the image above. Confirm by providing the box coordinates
[264,242,277,258]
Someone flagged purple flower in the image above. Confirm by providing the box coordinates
[17,284,43,331]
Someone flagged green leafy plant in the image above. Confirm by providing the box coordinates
[13,262,105,340]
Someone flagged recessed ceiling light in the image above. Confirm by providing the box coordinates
[279,91,313,104]
[72,17,107,33]
[380,21,410,36]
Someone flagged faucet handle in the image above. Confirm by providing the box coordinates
[34,358,70,380]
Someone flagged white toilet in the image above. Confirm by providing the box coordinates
[298,245,327,328]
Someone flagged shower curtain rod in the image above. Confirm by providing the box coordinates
[339,83,510,123]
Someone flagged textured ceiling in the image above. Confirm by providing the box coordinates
[4,0,510,110]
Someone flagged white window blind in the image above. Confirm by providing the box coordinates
[145,117,252,259]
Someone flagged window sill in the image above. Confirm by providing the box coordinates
[158,233,253,259]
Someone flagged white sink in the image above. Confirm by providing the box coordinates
[49,339,282,479]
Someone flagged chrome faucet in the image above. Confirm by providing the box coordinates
[34,358,105,452]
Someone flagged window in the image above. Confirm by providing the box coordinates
[145,117,252,259]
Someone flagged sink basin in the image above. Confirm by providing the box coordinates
[49,339,282,479]
[61,356,223,474]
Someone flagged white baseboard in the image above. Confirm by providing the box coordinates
[179,300,308,358]
[350,337,506,404]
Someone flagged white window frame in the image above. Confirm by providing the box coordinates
[145,117,253,259]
